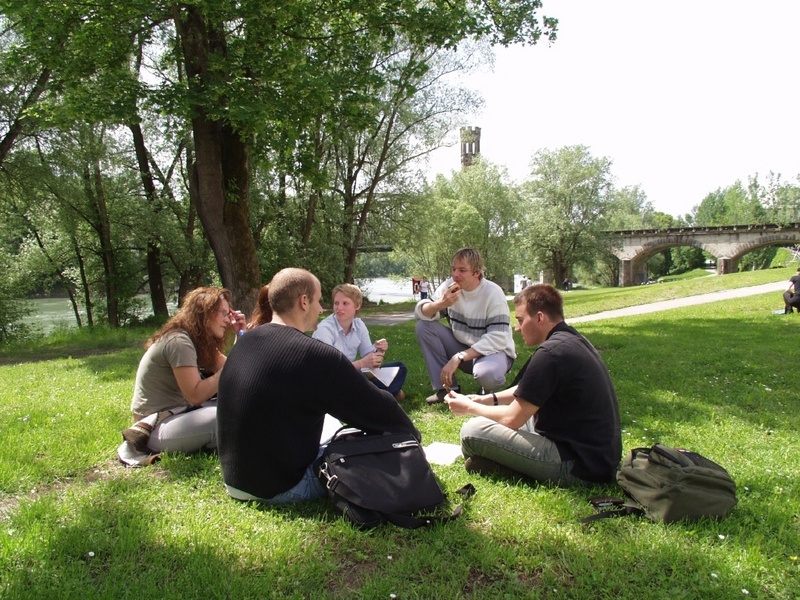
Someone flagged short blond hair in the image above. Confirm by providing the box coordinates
[331,283,363,308]
[453,247,484,278]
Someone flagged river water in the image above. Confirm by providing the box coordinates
[21,277,418,334]
[22,275,533,334]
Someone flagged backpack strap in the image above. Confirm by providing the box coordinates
[580,496,645,523]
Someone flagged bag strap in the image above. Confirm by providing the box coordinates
[579,496,644,523]
[335,482,474,529]
[379,483,476,528]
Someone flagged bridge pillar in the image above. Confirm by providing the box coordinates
[619,259,648,287]
[620,259,633,287]
[717,257,737,274]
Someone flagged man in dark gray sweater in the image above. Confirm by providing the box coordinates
[217,267,418,504]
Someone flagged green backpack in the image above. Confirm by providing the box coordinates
[583,444,738,523]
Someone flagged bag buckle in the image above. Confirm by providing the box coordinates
[318,461,339,490]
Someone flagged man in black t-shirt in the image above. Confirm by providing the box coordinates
[445,283,621,486]
[783,267,800,314]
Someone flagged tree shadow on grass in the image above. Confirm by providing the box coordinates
[4,448,793,598]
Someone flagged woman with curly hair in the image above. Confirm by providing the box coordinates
[121,287,246,458]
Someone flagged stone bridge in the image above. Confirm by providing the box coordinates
[611,222,800,286]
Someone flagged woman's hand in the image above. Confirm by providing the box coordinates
[229,310,247,335]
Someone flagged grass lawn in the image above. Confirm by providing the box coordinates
[1,268,798,598]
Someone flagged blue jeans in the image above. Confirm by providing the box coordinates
[260,447,328,505]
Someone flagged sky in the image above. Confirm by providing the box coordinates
[425,0,800,219]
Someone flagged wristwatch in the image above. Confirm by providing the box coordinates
[455,352,466,362]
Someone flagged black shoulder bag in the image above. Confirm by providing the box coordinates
[316,428,474,529]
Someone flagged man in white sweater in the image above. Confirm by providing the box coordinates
[415,248,516,404]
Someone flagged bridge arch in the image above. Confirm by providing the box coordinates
[611,223,800,286]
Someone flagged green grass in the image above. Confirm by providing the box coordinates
[564,266,795,318]
[1,270,799,598]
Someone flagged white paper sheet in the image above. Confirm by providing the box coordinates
[423,442,463,465]
[361,366,400,387]
[320,414,344,445]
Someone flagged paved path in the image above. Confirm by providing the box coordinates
[569,281,787,323]
[362,281,789,326]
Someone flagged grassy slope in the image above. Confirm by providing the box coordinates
[1,267,798,599]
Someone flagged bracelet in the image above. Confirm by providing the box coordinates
[492,392,498,406]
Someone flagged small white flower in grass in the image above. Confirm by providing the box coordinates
[389,594,397,599]
[741,589,749,595]
[387,555,392,561]
[718,534,726,540]
[711,573,718,579]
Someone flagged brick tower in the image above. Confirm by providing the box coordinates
[460,126,481,169]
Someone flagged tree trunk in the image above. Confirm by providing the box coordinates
[85,162,119,326]
[0,67,50,165]
[129,122,169,317]
[173,6,261,316]
[73,235,93,327]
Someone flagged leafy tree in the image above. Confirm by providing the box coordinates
[0,0,558,314]
[586,185,654,286]
[423,158,523,290]
[753,172,800,224]
[324,41,487,284]
[692,181,766,226]
[522,145,614,284]
[392,190,484,287]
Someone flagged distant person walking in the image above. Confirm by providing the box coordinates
[420,277,429,299]
[783,267,800,314]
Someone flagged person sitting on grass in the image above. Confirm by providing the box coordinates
[217,268,418,504]
[120,287,246,461]
[415,247,516,404]
[312,283,407,402]
[445,283,622,486]
[782,267,800,314]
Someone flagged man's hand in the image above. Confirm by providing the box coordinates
[360,351,384,369]
[373,338,388,353]
[440,283,462,308]
[445,391,473,416]
[440,355,460,389]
